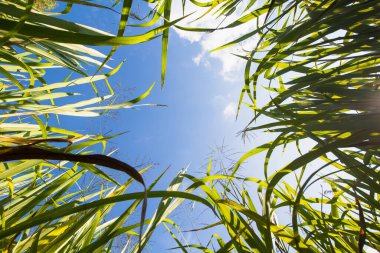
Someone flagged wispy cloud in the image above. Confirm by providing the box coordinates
[212,94,238,119]
[192,53,202,66]
[171,1,258,81]
[223,102,237,119]
[192,52,209,67]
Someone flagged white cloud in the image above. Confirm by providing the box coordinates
[192,53,202,66]
[192,52,210,67]
[212,94,225,104]
[171,1,259,81]
[223,102,237,119]
[175,27,203,43]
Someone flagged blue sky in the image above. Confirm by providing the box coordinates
[50,1,321,251]
[54,1,259,251]
[35,2,380,253]
[56,2,267,180]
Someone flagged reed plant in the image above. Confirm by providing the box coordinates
[0,0,189,251]
[1,0,380,252]
[164,0,380,252]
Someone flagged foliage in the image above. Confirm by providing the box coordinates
[33,0,56,10]
[162,0,380,252]
[0,0,184,251]
[1,0,380,252]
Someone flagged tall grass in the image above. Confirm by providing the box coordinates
[0,0,189,251]
[1,0,379,252]
[163,0,380,252]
